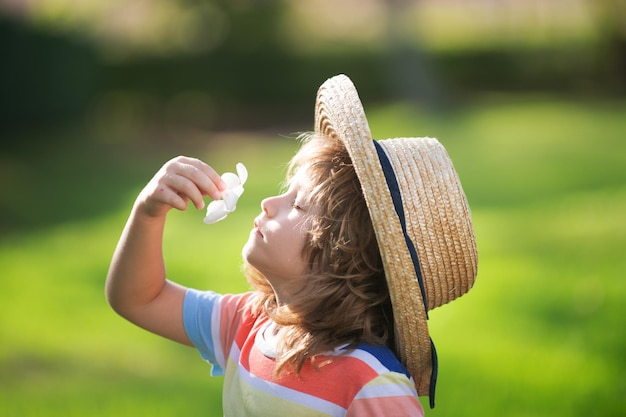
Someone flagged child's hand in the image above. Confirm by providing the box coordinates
[137,156,226,218]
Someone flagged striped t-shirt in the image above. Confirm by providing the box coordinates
[183,289,424,417]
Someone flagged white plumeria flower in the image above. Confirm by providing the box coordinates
[203,162,248,224]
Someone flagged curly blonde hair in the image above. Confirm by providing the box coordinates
[245,132,394,376]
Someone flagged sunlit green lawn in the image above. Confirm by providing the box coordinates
[1,97,624,416]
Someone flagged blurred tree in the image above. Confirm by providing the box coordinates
[1,0,623,141]
[0,16,99,141]
[384,0,445,108]
[594,0,626,92]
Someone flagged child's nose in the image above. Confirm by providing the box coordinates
[261,196,276,217]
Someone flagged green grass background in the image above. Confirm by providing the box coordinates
[1,97,624,416]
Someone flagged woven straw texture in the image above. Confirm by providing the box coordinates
[314,74,478,396]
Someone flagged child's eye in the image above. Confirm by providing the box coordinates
[291,200,303,210]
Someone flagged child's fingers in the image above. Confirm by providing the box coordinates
[158,173,200,209]
[170,157,226,201]
[141,156,225,216]
[139,182,187,217]
[195,161,227,196]
[158,185,189,211]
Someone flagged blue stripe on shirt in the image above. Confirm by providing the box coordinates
[356,343,411,379]
[183,288,225,376]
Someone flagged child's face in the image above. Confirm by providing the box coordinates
[242,170,313,300]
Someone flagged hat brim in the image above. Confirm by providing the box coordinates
[314,74,434,395]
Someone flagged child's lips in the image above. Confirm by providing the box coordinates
[253,220,264,238]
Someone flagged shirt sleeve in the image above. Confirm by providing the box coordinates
[182,289,255,376]
[183,289,223,375]
[346,372,425,417]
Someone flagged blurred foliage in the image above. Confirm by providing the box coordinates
[1,0,625,137]
[0,17,99,133]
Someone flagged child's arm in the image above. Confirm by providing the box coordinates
[105,156,225,345]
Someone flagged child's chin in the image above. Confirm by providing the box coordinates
[241,237,257,265]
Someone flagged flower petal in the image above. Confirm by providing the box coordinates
[204,200,229,224]
[236,163,248,185]
[203,163,248,224]
[222,189,240,211]
[221,172,240,189]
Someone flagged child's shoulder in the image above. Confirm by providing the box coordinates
[220,291,258,310]
[184,289,262,330]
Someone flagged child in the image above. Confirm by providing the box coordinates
[106,74,478,416]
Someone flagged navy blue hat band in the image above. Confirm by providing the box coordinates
[373,140,439,409]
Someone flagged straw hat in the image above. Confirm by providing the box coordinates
[314,74,478,408]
